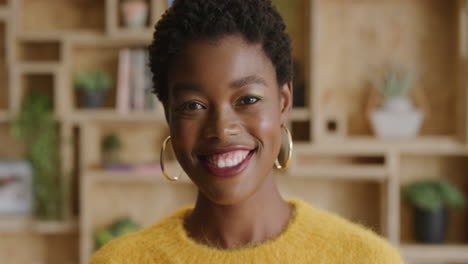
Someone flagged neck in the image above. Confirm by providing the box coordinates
[184,172,292,249]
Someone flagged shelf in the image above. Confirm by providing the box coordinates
[401,244,468,263]
[289,164,387,182]
[0,215,78,234]
[311,136,468,154]
[290,108,310,121]
[110,28,153,42]
[0,215,31,233]
[18,40,61,63]
[70,110,164,122]
[31,219,78,234]
[20,0,105,34]
[15,62,61,74]
[85,168,192,184]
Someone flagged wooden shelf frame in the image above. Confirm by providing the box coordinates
[401,244,468,263]
[0,1,467,264]
[0,215,78,234]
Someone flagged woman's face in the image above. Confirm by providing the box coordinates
[165,34,291,205]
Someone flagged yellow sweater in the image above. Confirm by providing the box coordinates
[90,200,404,264]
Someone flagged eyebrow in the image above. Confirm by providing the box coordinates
[172,83,201,94]
[171,75,267,94]
[230,75,268,89]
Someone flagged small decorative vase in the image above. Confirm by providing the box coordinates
[121,0,149,30]
[370,97,424,139]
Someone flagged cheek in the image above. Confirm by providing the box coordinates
[170,120,200,159]
[246,105,282,154]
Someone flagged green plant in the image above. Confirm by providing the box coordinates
[374,67,413,99]
[11,91,64,220]
[74,71,112,94]
[102,133,122,152]
[94,216,140,250]
[404,180,466,212]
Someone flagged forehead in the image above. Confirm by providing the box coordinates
[167,34,277,90]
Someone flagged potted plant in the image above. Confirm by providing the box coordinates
[369,67,424,139]
[94,216,140,250]
[102,133,122,166]
[11,91,64,220]
[74,71,112,108]
[403,180,466,243]
[120,0,149,30]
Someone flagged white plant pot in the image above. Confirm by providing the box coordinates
[370,109,424,139]
[383,97,413,112]
[121,0,149,30]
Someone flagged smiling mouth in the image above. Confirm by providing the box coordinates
[199,149,256,177]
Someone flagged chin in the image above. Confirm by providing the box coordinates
[196,175,267,206]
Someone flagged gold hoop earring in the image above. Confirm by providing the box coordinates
[275,125,293,169]
[160,136,179,181]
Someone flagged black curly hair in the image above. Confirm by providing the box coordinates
[148,0,293,103]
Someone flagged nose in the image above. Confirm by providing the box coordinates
[202,105,241,140]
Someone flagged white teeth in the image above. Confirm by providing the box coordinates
[218,160,226,168]
[207,150,251,168]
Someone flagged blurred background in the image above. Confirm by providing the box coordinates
[0,0,467,263]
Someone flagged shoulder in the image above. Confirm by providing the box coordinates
[88,207,191,264]
[293,200,404,264]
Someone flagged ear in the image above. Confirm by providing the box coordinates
[279,81,293,126]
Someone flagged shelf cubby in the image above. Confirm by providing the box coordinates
[290,151,387,181]
[399,154,468,245]
[291,121,311,142]
[80,121,167,171]
[279,176,384,236]
[106,0,167,39]
[17,40,61,63]
[315,0,464,141]
[0,233,78,264]
[70,43,149,112]
[81,174,196,261]
[273,0,312,109]
[19,73,56,111]
[20,0,106,34]
[71,45,121,111]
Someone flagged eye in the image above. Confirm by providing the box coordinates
[177,101,205,112]
[237,95,261,106]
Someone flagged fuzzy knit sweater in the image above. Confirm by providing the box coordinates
[89,200,404,264]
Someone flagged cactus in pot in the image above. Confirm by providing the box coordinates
[369,66,424,138]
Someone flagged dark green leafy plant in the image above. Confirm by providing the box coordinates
[11,91,64,220]
[404,180,466,212]
[102,133,122,152]
[74,71,112,93]
[94,216,140,250]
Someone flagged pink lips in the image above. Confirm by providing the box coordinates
[200,149,255,178]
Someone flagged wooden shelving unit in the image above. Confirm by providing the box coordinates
[0,0,467,264]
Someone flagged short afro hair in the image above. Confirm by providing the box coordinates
[148,0,293,103]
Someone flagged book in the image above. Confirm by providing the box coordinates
[116,48,131,114]
[116,48,157,113]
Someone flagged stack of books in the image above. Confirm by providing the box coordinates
[116,48,157,114]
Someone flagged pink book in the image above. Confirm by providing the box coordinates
[116,48,131,114]
[131,49,146,111]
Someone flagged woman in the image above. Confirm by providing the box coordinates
[90,0,404,263]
